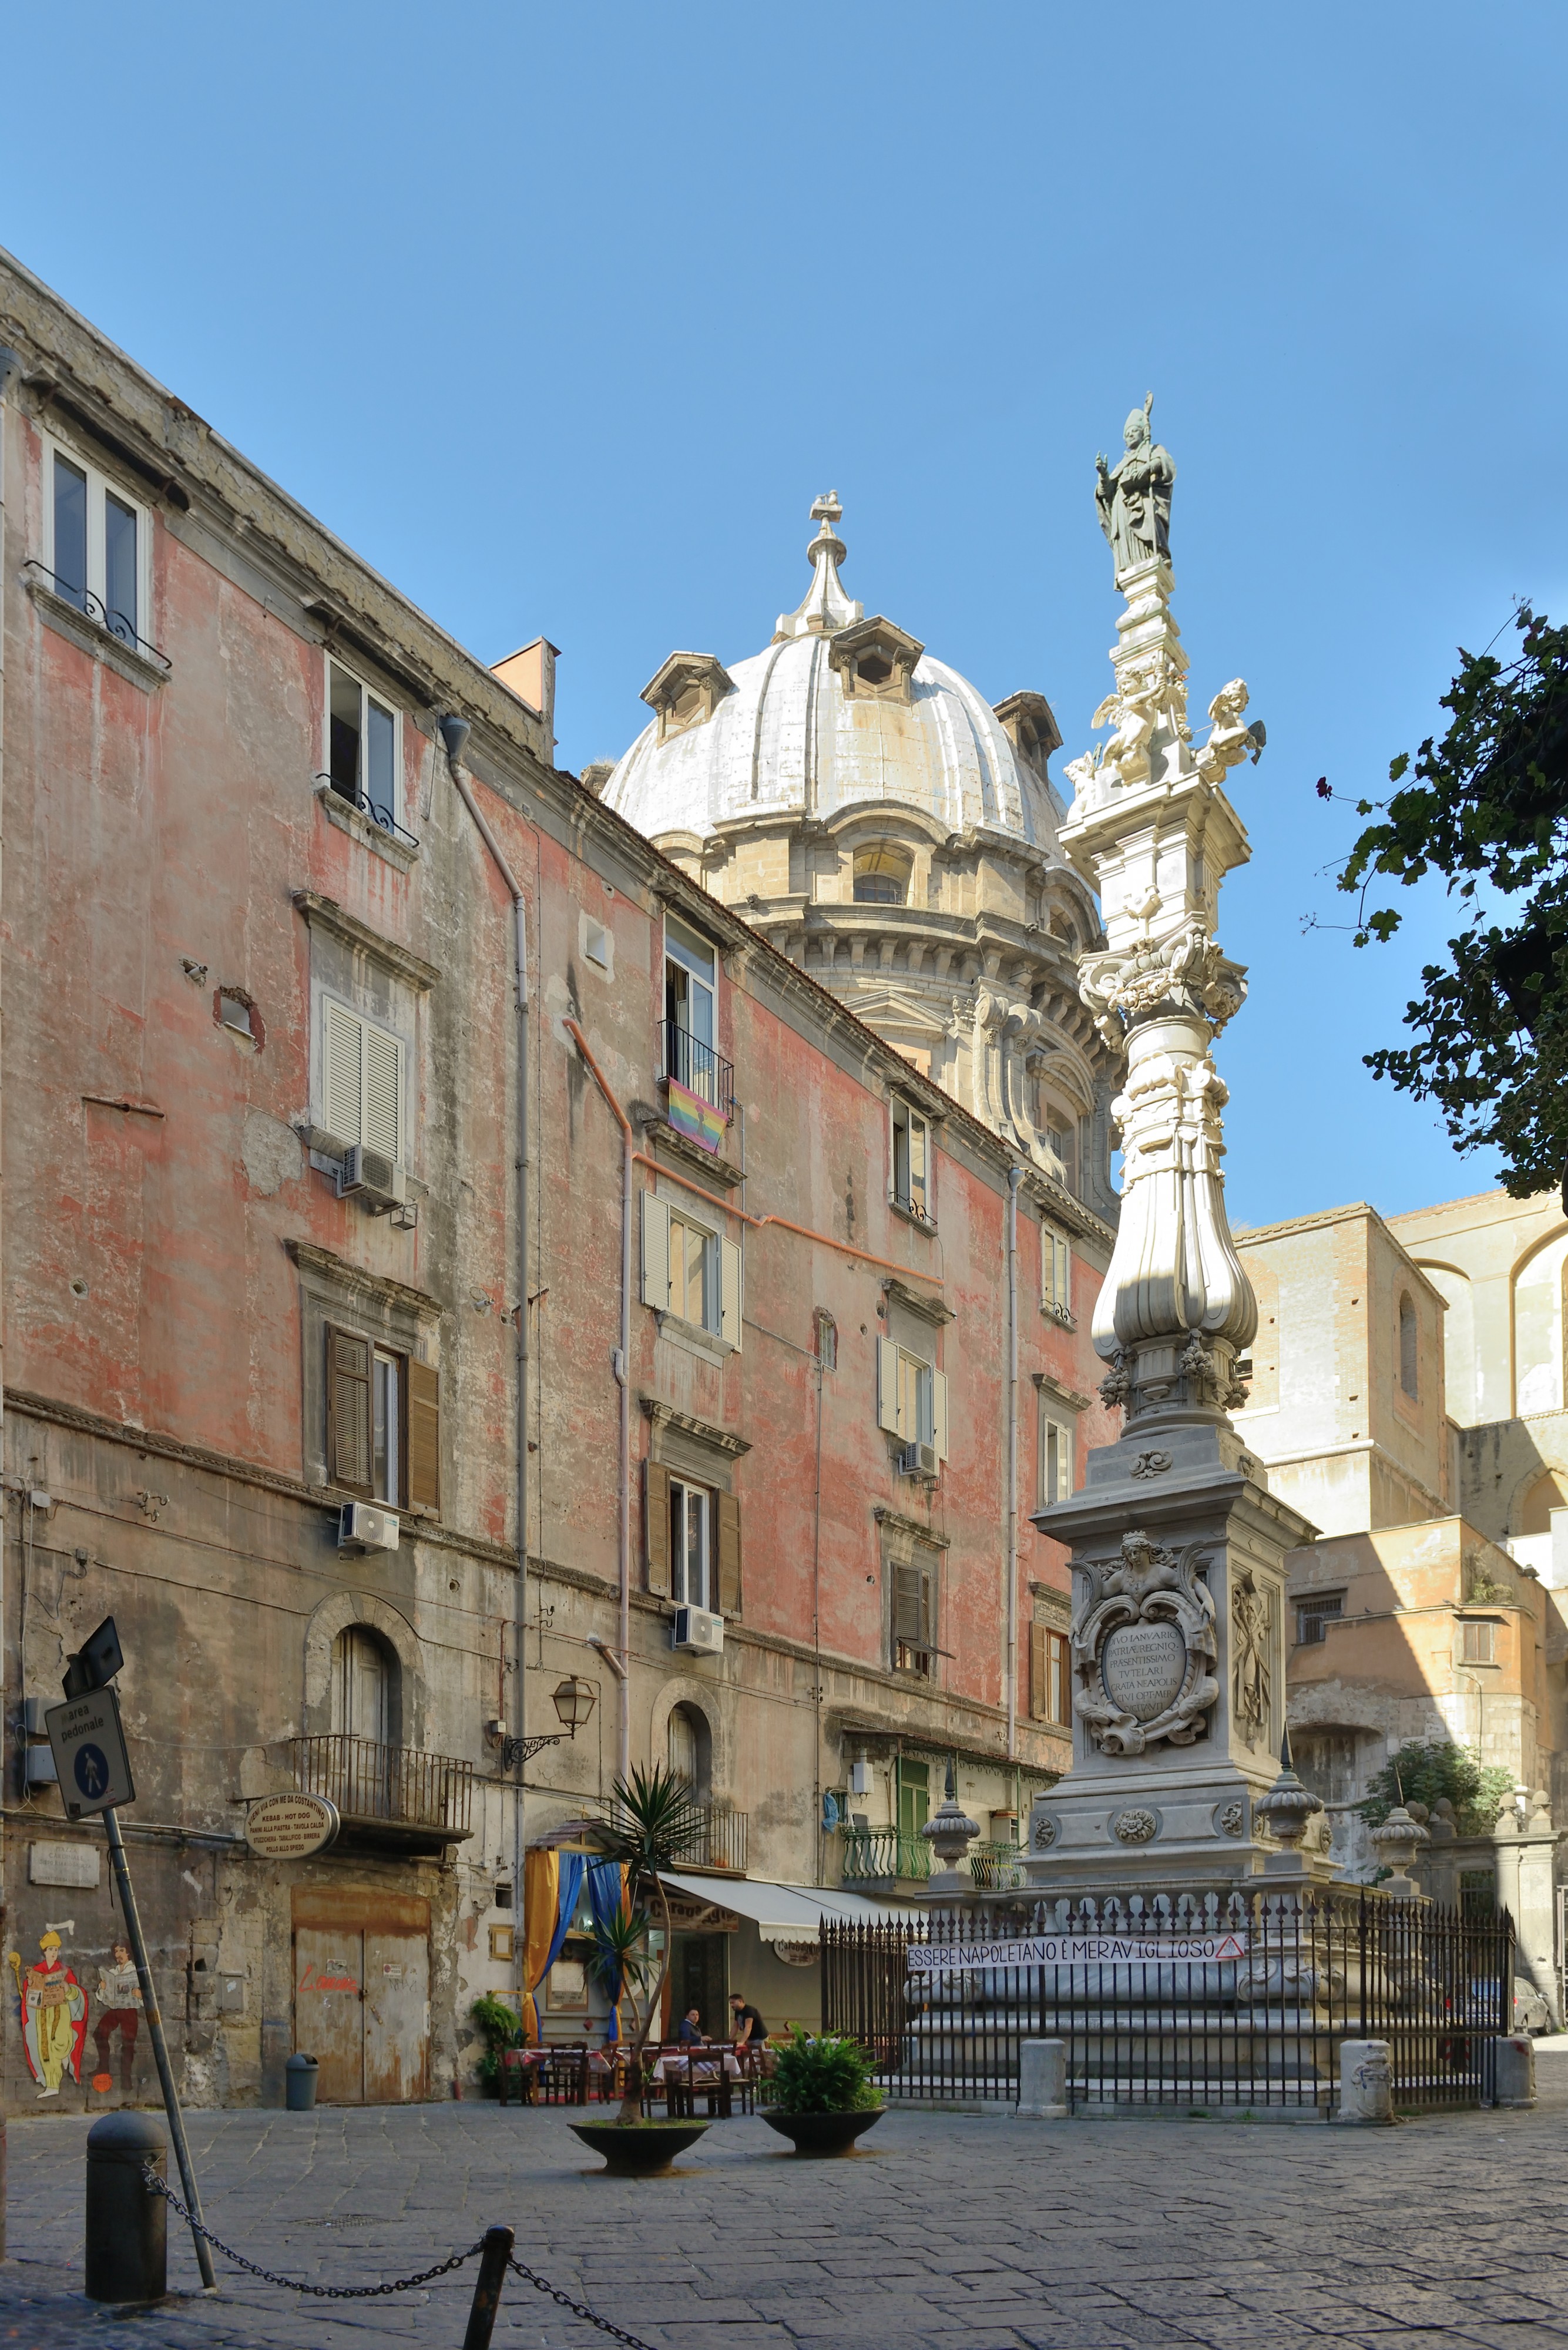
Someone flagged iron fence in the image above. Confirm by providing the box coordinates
[291,1735,473,1836]
[822,1887,1513,2113]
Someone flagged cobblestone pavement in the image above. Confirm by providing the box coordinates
[0,2090,1563,2350]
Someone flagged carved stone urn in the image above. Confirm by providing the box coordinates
[922,1764,980,1901]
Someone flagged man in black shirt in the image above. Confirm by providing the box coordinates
[728,1993,766,2050]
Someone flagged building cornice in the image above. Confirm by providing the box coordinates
[290,892,442,992]
[285,1240,444,1322]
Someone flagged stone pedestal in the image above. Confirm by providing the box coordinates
[1493,1804,1561,2028]
[1026,1420,1324,1893]
[1337,2040,1393,2125]
[1016,2040,1069,2119]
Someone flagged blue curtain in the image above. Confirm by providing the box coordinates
[587,1858,629,2041]
[526,1852,585,2040]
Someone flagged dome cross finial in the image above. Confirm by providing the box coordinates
[810,489,842,530]
[775,491,859,640]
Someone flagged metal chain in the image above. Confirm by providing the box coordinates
[506,2255,662,2350]
[141,2166,484,2299]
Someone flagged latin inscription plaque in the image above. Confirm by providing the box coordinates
[1101,1621,1186,1722]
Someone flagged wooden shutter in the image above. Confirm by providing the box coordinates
[1029,1621,1049,1721]
[716,1492,742,1615]
[644,1459,671,1596]
[909,1112,928,1216]
[363,1023,402,1161]
[1049,1630,1069,1726]
[1057,1237,1072,1316]
[407,1359,439,1511]
[327,1326,372,1493]
[893,1563,925,1646]
[931,1369,949,1461]
[719,1239,742,1349]
[641,1193,671,1311]
[323,1002,364,1147]
[1058,1417,1074,1498]
[877,1338,901,1434]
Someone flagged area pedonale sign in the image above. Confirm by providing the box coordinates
[906,1931,1249,1974]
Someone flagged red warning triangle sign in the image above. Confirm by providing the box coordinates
[1212,1932,1247,1960]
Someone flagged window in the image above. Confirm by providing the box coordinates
[897,1756,930,1831]
[1039,1409,1075,1505]
[322,1001,405,1163]
[1295,1592,1344,1646]
[1029,1623,1071,1727]
[330,1626,394,1744]
[1460,1619,1497,1665]
[667,1703,713,1802]
[643,1461,742,1613]
[854,845,911,905]
[45,441,149,647]
[640,1193,742,1346]
[877,1339,949,1461]
[325,1327,439,1509]
[1044,1113,1078,1196]
[663,916,718,1100]
[890,1099,930,1217]
[1398,1291,1419,1400]
[1042,1227,1072,1322]
[894,1560,936,1675]
[327,659,401,831]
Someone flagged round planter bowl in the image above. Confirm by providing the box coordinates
[569,2120,709,2176]
[763,2108,885,2157]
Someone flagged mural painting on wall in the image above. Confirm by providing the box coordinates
[92,1942,143,2094]
[8,1926,89,2099]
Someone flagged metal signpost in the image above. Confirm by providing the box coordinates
[46,1617,216,2291]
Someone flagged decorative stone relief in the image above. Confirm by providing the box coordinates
[1214,1800,1246,1838]
[1030,1812,1060,1852]
[1129,1450,1173,1480]
[1072,1530,1218,1756]
[1230,1570,1274,1750]
[1113,1808,1159,1844]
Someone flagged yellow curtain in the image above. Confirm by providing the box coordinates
[521,1847,559,2045]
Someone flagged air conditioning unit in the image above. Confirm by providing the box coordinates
[336,1147,407,1213]
[898,1442,939,1478]
[338,1501,400,1553]
[671,1605,724,1657]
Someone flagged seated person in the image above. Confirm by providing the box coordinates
[675,2005,707,2045]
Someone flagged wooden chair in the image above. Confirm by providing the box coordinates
[497,2049,536,2108]
[536,2045,589,2104]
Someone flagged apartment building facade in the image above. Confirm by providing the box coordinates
[0,250,1115,2108]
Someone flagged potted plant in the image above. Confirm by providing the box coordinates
[470,1993,522,2097]
[568,1764,710,2175]
[761,2028,886,2156]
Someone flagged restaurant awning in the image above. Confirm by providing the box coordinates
[660,1873,916,1948]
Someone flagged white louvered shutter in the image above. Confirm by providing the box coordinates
[931,1369,949,1461]
[719,1239,742,1349]
[877,1338,901,1435]
[641,1193,671,1310]
[323,1002,364,1147]
[363,1024,402,1161]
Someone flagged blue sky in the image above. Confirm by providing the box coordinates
[8,1,1564,1229]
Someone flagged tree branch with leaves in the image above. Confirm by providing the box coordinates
[590,1761,706,2124]
[1321,605,1568,1198]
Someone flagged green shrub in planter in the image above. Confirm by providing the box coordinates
[767,2029,881,2113]
[471,1992,522,2092]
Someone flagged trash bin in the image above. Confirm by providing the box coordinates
[285,2053,319,2112]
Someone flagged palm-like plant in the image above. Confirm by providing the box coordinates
[592,1762,707,2122]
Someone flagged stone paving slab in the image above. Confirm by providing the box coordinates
[0,2100,1563,2348]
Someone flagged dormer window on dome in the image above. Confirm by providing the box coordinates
[829,616,924,706]
[642,652,735,745]
[993,691,1063,783]
[853,844,911,905]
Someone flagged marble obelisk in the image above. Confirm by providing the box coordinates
[1028,400,1328,1891]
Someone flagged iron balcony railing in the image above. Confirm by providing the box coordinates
[969,1839,1026,1892]
[25,559,172,672]
[660,1019,734,1118]
[291,1734,473,1838]
[314,771,419,852]
[681,1805,748,1873]
[840,1827,933,1885]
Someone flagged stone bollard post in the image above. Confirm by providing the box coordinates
[85,2111,168,2304]
[1337,2039,1394,2125]
[1016,2039,1068,2119]
[1490,2034,1536,2109]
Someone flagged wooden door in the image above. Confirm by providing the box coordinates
[294,1927,364,2105]
[363,1931,429,2103]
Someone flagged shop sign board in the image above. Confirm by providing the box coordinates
[244,1793,340,1859]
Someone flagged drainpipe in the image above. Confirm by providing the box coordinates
[563,1018,633,1788]
[440,719,533,1902]
[1006,1165,1022,1762]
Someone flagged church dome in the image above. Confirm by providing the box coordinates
[600,495,1065,851]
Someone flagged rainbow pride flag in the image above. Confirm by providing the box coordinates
[667,1075,726,1155]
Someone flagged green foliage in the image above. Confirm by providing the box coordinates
[594,1762,708,1885]
[470,1992,522,2087]
[1326,605,1568,1196]
[1357,1740,1513,1837]
[767,2028,882,2114]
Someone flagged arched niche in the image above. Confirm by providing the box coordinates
[302,1590,425,1746]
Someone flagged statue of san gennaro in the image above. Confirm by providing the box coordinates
[1095,395,1176,578]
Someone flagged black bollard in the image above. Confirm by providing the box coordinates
[462,2225,515,2350]
[85,2111,168,2304]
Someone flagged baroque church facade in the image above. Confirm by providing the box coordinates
[592,494,1121,1226]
